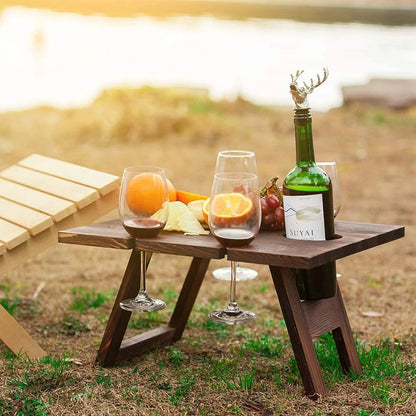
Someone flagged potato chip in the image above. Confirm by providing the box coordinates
[153,201,209,235]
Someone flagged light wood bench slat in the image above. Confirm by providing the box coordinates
[0,218,30,249]
[19,154,120,195]
[1,165,100,209]
[0,305,46,358]
[0,198,53,236]
[0,187,119,275]
[0,154,120,361]
[0,178,76,222]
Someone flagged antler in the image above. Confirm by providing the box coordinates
[290,70,304,86]
[303,68,329,94]
[289,67,329,108]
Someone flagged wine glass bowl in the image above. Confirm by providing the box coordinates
[212,150,258,281]
[119,166,169,312]
[208,171,260,325]
[317,162,342,279]
[209,173,260,246]
[119,167,169,236]
[215,150,257,174]
[316,162,341,218]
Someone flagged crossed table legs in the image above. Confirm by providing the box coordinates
[58,220,404,398]
[97,247,361,398]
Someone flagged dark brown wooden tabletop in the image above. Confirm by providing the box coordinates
[59,220,404,269]
[58,219,226,259]
[228,221,405,269]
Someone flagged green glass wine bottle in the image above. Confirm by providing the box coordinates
[283,70,337,300]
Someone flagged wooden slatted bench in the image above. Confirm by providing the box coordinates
[0,154,120,359]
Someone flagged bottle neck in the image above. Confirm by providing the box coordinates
[294,108,315,166]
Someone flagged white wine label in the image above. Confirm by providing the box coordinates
[283,194,325,240]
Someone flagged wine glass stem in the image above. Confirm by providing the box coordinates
[136,250,148,300]
[228,260,239,312]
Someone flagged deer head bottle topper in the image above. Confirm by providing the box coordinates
[290,68,329,109]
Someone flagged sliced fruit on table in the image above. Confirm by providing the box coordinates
[153,201,209,235]
[202,198,210,224]
[176,190,208,205]
[187,199,207,224]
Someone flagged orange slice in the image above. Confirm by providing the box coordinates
[176,190,208,205]
[210,193,253,226]
[202,198,210,224]
[187,199,206,223]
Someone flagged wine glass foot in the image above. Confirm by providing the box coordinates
[208,309,256,325]
[120,294,166,313]
[212,266,257,281]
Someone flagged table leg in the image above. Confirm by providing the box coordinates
[169,257,210,342]
[97,251,210,367]
[332,283,362,375]
[270,266,362,398]
[97,248,144,366]
[269,266,328,399]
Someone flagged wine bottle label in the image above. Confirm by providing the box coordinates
[283,194,326,240]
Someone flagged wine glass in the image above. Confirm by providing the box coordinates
[119,166,169,312]
[215,150,257,174]
[317,162,342,278]
[316,162,341,218]
[208,171,261,325]
[212,150,258,281]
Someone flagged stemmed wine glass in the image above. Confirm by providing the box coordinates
[208,171,261,325]
[212,150,258,281]
[316,162,341,218]
[317,162,342,278]
[119,166,169,312]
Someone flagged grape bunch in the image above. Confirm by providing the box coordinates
[260,177,285,231]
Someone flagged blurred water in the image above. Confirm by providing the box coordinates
[1,6,415,112]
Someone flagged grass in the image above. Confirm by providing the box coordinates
[0,282,22,315]
[0,355,76,416]
[1,330,414,415]
[70,287,114,313]
[358,339,416,405]
[1,86,415,414]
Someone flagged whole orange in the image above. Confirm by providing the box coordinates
[126,173,169,216]
[167,179,177,202]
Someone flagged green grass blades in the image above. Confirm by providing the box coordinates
[209,357,257,392]
[1,355,76,416]
[357,339,416,406]
[238,334,285,358]
[69,287,114,313]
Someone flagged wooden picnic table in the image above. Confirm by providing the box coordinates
[58,219,404,398]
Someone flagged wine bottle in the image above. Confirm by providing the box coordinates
[282,69,337,300]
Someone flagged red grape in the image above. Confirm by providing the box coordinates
[233,184,252,195]
[261,198,270,216]
[269,222,280,231]
[233,184,244,193]
[260,192,285,231]
[266,194,280,210]
[274,206,284,224]
[262,213,275,226]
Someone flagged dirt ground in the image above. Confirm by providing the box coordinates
[0,88,415,414]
